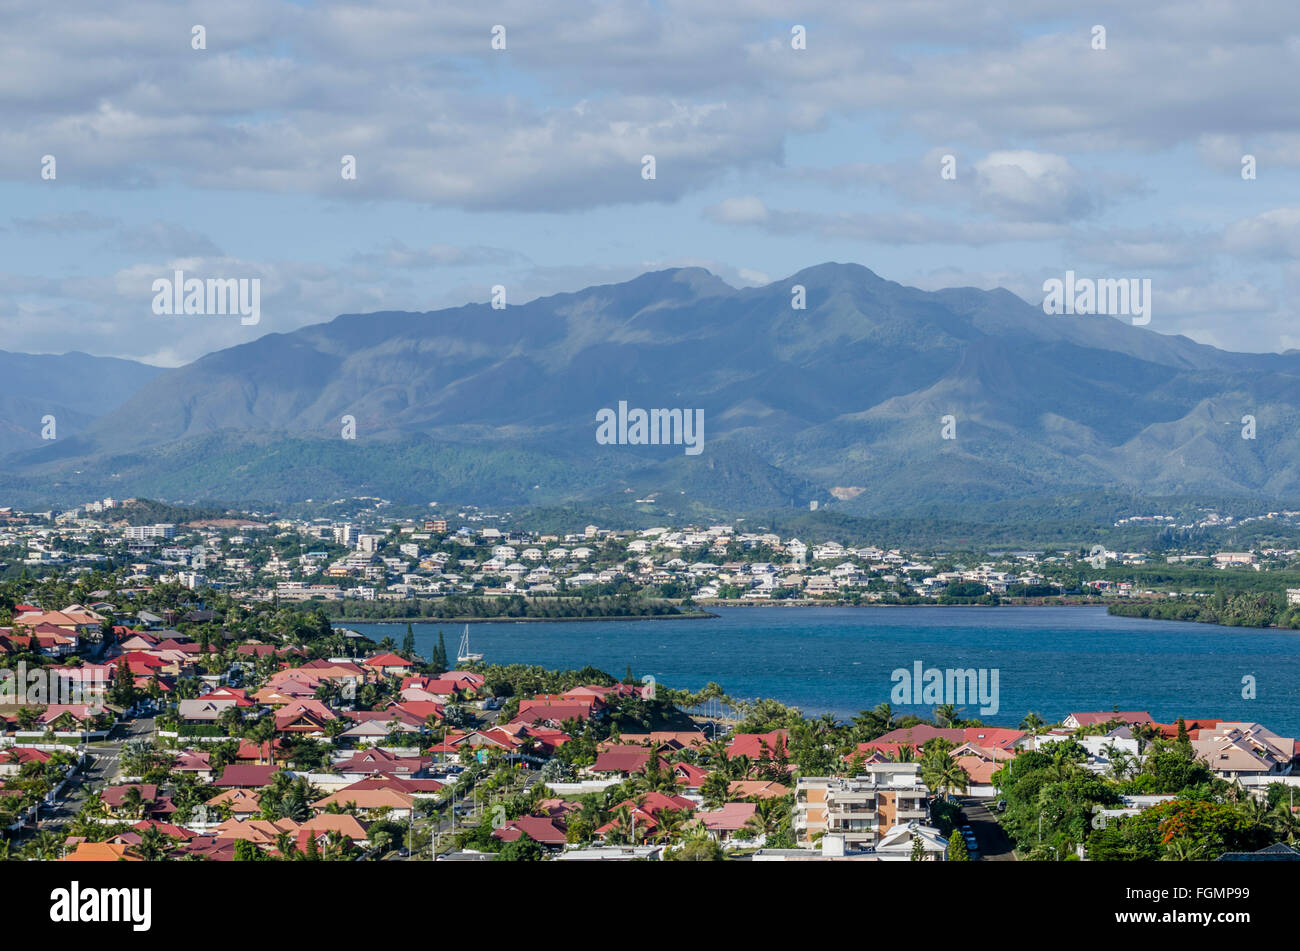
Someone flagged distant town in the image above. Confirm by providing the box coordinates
[3,496,1300,618]
[2,496,1300,862]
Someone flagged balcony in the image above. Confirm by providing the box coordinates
[828,819,879,832]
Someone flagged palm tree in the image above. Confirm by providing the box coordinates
[275,831,299,860]
[920,751,970,801]
[888,743,916,763]
[322,830,352,861]
[670,818,723,860]
[1236,793,1272,834]
[863,702,896,737]
[1020,711,1045,735]
[741,796,788,841]
[246,715,277,745]
[727,754,753,781]
[1163,837,1206,861]
[1267,801,1300,844]
[651,808,688,845]
[24,830,63,860]
[1102,743,1135,780]
[609,802,637,845]
[933,704,961,728]
[850,709,877,738]
[135,826,169,860]
[1131,723,1160,747]
[121,739,162,778]
[701,739,729,764]
[120,786,145,820]
[68,808,103,840]
[1041,744,1085,783]
[700,771,733,810]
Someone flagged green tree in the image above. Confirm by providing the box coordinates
[920,749,970,800]
[494,833,544,861]
[910,834,926,861]
[947,833,970,861]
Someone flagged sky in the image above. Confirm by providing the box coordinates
[2,0,1299,366]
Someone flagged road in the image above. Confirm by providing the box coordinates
[28,716,156,833]
[390,766,540,861]
[955,796,1017,861]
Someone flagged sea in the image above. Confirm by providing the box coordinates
[340,605,1300,732]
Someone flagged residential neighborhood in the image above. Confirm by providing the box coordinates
[3,497,1300,613]
[3,574,1300,863]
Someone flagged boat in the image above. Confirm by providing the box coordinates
[456,625,483,663]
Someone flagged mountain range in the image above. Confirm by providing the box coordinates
[3,263,1299,516]
[0,350,164,459]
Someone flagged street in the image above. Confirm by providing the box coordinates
[956,796,1017,861]
[27,716,156,834]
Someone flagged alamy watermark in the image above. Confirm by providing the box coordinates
[595,401,704,456]
[152,270,260,325]
[0,662,106,709]
[1042,270,1150,325]
[890,659,999,716]
[50,882,151,932]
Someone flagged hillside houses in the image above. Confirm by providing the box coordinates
[0,504,1117,605]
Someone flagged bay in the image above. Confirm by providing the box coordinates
[340,606,1300,732]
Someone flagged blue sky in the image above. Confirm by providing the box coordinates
[2,0,1299,364]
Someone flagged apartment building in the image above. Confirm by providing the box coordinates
[124,523,177,540]
[795,764,930,850]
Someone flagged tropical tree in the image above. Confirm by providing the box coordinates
[1162,837,1206,861]
[888,743,916,763]
[700,771,733,810]
[1020,711,1046,735]
[933,704,961,728]
[1267,803,1300,844]
[1102,743,1135,781]
[24,830,64,860]
[861,703,896,738]
[741,795,791,843]
[120,785,145,820]
[920,750,970,801]
[135,826,170,860]
[672,823,724,861]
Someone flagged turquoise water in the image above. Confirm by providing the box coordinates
[342,606,1300,731]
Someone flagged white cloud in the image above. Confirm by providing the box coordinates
[1222,208,1300,259]
[704,196,770,225]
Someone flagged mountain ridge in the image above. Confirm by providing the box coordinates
[0,350,166,457]
[2,263,1297,513]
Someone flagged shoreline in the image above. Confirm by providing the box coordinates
[332,611,719,625]
[694,598,1108,608]
[330,599,1116,625]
